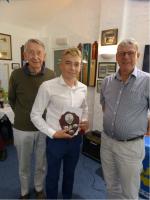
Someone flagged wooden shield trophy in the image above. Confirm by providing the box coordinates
[59,111,79,135]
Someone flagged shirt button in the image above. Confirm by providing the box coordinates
[112,123,114,126]
[114,111,116,115]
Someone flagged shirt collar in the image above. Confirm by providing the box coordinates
[23,62,45,76]
[59,75,79,88]
[115,66,138,80]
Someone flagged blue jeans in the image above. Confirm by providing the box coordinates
[46,135,82,199]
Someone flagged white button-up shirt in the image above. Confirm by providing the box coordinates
[31,76,88,138]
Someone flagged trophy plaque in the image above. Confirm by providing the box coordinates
[59,111,79,135]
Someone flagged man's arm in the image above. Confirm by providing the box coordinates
[8,73,16,111]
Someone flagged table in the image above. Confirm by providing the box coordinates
[0,105,14,124]
[139,136,150,199]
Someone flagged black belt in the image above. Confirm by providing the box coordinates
[117,135,144,142]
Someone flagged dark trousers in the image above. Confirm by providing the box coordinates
[0,134,5,151]
[46,135,82,199]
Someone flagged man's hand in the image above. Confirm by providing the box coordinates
[145,117,150,136]
[53,129,73,139]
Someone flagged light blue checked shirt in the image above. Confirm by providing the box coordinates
[100,67,150,140]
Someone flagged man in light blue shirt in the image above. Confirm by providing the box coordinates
[100,38,150,199]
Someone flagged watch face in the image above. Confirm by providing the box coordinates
[59,111,79,135]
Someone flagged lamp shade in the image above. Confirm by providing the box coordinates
[101,53,115,59]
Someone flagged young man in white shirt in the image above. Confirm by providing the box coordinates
[31,48,89,199]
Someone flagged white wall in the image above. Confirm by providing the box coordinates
[45,0,101,67]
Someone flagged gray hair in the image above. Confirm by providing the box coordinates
[24,39,45,52]
[117,38,139,52]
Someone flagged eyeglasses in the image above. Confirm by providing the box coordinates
[117,51,136,57]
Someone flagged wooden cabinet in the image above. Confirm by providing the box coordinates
[82,131,101,162]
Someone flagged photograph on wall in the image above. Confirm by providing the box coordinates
[98,62,107,78]
[98,62,116,78]
[12,63,20,70]
[107,62,117,75]
[0,33,12,60]
[97,79,103,93]
[101,29,118,46]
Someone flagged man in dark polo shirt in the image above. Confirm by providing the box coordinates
[100,38,150,199]
[8,39,55,199]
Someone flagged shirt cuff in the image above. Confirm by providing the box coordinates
[48,127,56,139]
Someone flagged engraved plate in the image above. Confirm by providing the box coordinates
[59,111,79,135]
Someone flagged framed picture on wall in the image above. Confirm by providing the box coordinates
[12,63,20,70]
[0,33,12,60]
[101,29,118,46]
[97,79,103,93]
[98,62,107,78]
[98,62,116,78]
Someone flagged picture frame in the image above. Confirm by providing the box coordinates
[0,33,12,60]
[54,49,66,77]
[97,79,103,93]
[12,63,20,70]
[101,29,118,46]
[98,62,117,78]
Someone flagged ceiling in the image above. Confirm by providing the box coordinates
[0,0,73,30]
